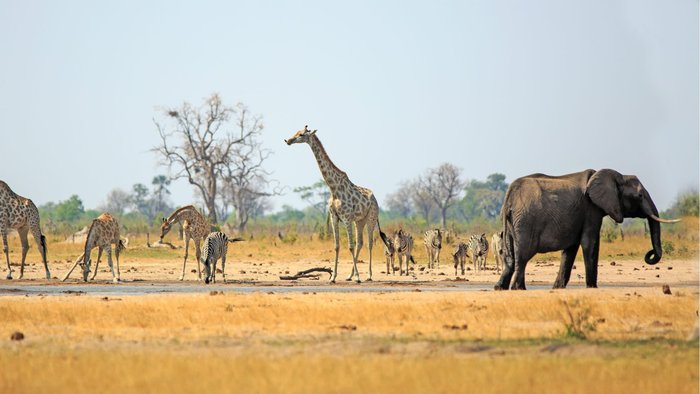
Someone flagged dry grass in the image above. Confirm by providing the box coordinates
[0,289,698,393]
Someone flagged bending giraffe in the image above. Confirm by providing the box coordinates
[61,213,124,283]
[160,205,211,281]
[0,181,51,280]
[285,125,390,283]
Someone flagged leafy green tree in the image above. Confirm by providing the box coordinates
[131,183,151,218]
[459,173,509,221]
[54,195,85,222]
[664,190,699,217]
[293,179,330,217]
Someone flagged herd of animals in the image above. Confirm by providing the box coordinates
[0,125,680,290]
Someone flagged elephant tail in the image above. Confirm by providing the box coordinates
[502,209,516,268]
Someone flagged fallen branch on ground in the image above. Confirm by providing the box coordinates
[279,267,333,280]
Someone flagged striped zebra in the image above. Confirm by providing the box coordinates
[201,232,244,284]
[468,233,489,272]
[452,242,469,276]
[384,237,395,275]
[491,231,503,273]
[393,229,416,276]
[423,229,442,269]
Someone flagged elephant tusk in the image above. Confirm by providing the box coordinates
[649,214,681,224]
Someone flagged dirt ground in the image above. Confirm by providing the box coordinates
[0,235,697,393]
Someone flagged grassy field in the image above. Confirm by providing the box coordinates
[0,288,698,393]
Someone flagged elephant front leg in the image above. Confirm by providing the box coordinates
[494,255,515,291]
[581,233,601,288]
[553,245,579,289]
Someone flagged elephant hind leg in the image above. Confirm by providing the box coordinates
[553,245,579,289]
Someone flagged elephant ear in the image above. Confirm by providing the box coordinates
[586,169,624,223]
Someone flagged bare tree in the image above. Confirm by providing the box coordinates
[410,179,436,224]
[421,163,465,228]
[385,181,414,218]
[99,188,131,216]
[152,94,258,224]
[294,179,331,217]
[218,103,280,232]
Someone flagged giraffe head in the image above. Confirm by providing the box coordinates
[284,125,317,145]
[81,258,91,282]
[160,218,172,241]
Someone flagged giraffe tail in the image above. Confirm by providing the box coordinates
[376,220,390,250]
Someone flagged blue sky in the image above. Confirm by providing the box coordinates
[0,1,697,213]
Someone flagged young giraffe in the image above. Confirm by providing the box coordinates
[80,213,123,283]
[0,181,51,280]
[160,205,211,281]
[285,125,390,283]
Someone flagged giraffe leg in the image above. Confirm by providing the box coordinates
[90,248,103,281]
[180,235,190,281]
[350,221,365,283]
[194,240,203,281]
[344,222,357,282]
[17,227,29,279]
[105,246,119,283]
[114,241,121,282]
[30,227,50,279]
[366,225,374,282]
[330,212,340,283]
[2,231,11,280]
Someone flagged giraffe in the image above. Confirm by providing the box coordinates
[0,181,51,280]
[285,125,390,283]
[160,205,211,281]
[80,213,123,283]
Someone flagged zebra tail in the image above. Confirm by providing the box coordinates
[228,237,245,243]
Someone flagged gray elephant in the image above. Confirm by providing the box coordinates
[495,169,679,290]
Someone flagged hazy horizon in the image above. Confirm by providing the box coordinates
[1,1,697,214]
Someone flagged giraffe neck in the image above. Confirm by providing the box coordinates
[307,135,349,191]
[169,207,199,226]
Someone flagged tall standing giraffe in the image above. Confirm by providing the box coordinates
[160,205,211,281]
[0,181,51,280]
[285,125,390,283]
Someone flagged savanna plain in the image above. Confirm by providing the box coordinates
[0,220,698,393]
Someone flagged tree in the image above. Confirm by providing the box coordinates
[385,182,414,218]
[53,195,85,222]
[421,163,465,228]
[410,179,436,224]
[218,103,279,232]
[99,189,131,216]
[294,179,331,217]
[153,93,256,224]
[131,183,151,218]
[664,189,699,217]
[460,173,509,221]
[151,175,172,215]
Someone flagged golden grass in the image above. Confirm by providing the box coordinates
[0,289,697,393]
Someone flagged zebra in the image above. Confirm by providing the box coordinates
[452,242,469,276]
[393,229,416,276]
[468,233,489,272]
[200,232,244,284]
[423,229,442,269]
[384,237,395,275]
[491,231,504,273]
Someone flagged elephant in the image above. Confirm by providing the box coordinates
[494,169,679,290]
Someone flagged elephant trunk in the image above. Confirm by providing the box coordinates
[643,195,663,265]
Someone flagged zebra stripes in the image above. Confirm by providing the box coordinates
[452,242,469,276]
[201,232,244,284]
[423,229,442,269]
[468,233,489,272]
[393,229,415,276]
